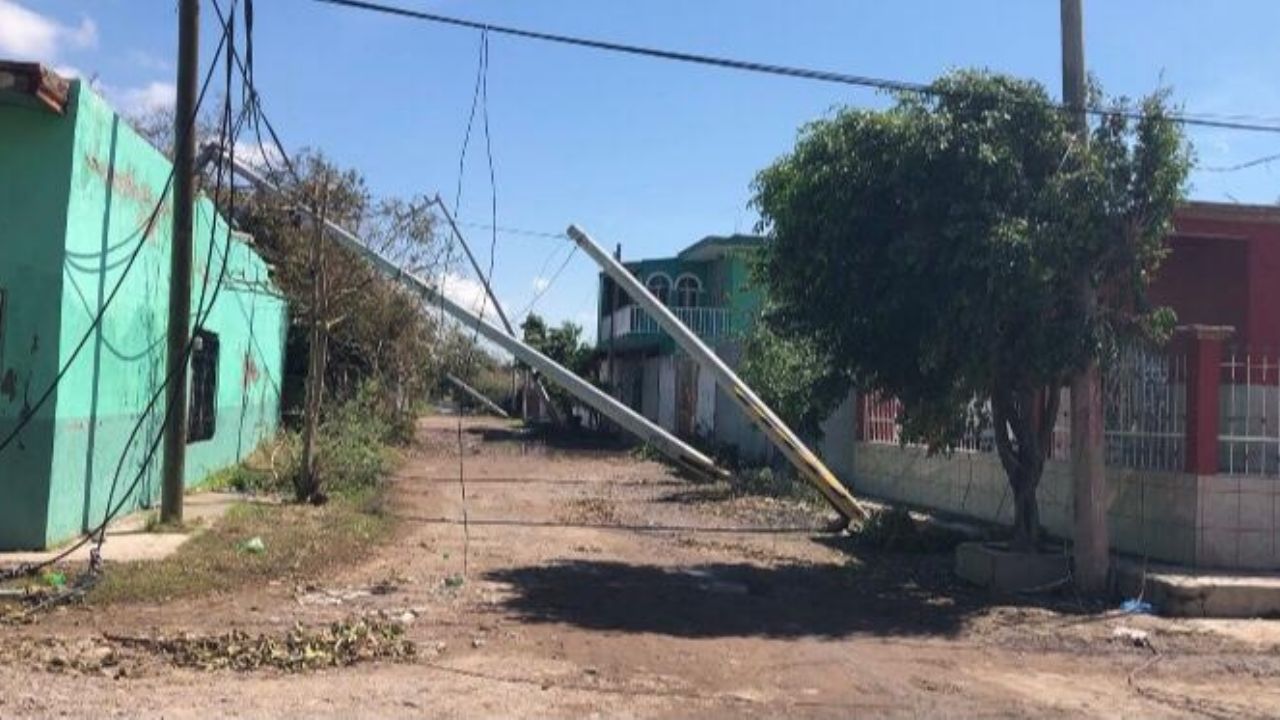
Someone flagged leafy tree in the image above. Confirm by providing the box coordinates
[740,320,847,439]
[520,313,592,417]
[751,70,1190,550]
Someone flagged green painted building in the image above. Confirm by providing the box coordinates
[596,234,769,451]
[0,63,287,550]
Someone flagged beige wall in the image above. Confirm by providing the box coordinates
[1195,475,1280,569]
[849,443,1248,568]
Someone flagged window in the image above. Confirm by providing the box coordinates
[674,274,702,307]
[187,330,219,443]
[646,273,672,305]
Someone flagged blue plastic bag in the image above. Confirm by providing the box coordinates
[1120,598,1154,614]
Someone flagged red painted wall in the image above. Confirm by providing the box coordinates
[1149,203,1280,352]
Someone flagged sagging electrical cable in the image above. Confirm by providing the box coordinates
[0,27,231,461]
[518,244,578,319]
[452,29,497,580]
[96,34,254,546]
[308,0,1280,136]
[0,12,244,584]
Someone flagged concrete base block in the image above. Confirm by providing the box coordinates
[1116,561,1280,618]
[955,541,1071,593]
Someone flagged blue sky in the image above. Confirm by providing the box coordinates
[5,0,1280,339]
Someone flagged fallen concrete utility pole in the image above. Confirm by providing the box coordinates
[567,225,868,523]
[446,372,510,418]
[218,150,726,482]
[431,197,563,427]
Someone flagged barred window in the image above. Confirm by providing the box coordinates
[187,330,219,443]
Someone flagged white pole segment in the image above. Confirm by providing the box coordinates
[567,224,867,522]
[445,373,510,418]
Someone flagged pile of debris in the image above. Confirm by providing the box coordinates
[105,617,415,672]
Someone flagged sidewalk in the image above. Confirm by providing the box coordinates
[0,492,242,566]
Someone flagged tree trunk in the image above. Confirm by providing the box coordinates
[1010,470,1042,552]
[298,184,330,503]
[992,384,1059,553]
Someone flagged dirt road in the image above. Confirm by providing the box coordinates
[4,416,1280,718]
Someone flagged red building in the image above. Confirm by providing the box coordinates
[1152,201,1280,350]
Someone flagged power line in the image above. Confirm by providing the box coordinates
[0,26,232,461]
[1201,151,1280,173]
[1,9,243,583]
[455,29,497,581]
[518,244,579,319]
[310,0,1280,135]
[453,221,566,240]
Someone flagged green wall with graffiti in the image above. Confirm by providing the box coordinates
[0,80,286,549]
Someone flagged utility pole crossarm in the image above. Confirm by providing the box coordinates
[566,224,868,524]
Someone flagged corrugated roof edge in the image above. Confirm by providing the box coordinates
[0,60,70,115]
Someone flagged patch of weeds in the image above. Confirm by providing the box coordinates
[733,467,791,497]
[205,435,295,495]
[852,506,964,554]
[630,443,662,462]
[106,616,414,672]
[90,488,394,605]
[278,382,408,500]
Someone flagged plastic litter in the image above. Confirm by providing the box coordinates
[238,536,266,555]
[41,571,67,589]
[1120,598,1154,614]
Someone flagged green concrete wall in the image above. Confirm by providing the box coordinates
[0,95,78,549]
[718,251,763,336]
[1,81,287,549]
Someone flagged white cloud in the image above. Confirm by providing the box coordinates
[532,276,551,293]
[0,1,96,62]
[439,272,499,318]
[113,81,176,114]
[232,140,284,171]
[127,49,170,73]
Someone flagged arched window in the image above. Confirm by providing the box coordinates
[646,273,672,305]
[674,274,702,307]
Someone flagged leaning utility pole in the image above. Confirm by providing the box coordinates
[218,149,728,483]
[431,197,562,425]
[569,225,868,524]
[160,0,200,524]
[1062,0,1109,594]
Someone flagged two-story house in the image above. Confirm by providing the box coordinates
[596,234,778,460]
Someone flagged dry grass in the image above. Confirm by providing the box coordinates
[90,490,393,605]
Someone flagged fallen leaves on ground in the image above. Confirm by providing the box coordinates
[104,617,415,672]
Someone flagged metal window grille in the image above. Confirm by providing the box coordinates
[859,346,1187,473]
[187,330,219,443]
[1101,346,1186,472]
[1219,351,1280,476]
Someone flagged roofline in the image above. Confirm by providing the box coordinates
[0,60,71,114]
[677,233,764,261]
[1176,200,1280,225]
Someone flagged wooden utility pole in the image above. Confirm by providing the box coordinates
[160,0,200,524]
[1062,0,1109,594]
